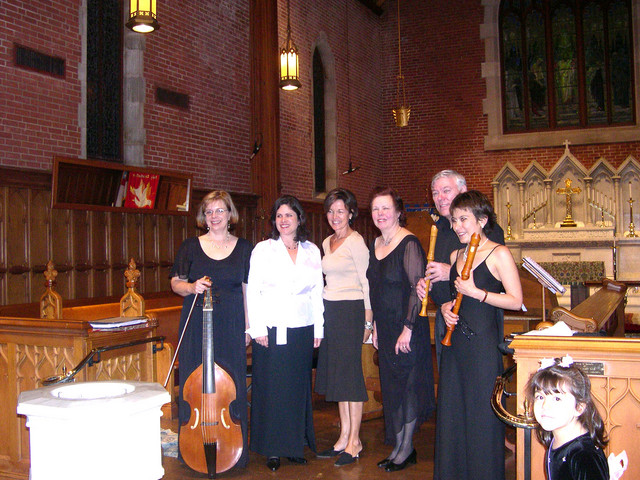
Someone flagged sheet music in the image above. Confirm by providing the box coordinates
[522,257,566,295]
[89,316,147,329]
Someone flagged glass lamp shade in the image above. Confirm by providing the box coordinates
[280,37,301,90]
[126,0,159,33]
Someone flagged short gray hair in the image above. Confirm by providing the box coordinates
[431,170,467,191]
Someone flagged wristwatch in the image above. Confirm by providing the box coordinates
[364,321,373,331]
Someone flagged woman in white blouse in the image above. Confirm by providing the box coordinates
[246,195,324,472]
[315,188,372,467]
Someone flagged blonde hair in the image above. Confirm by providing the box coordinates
[195,190,239,230]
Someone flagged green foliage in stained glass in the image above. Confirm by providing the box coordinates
[498,0,634,133]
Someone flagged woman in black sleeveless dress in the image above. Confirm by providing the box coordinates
[434,190,522,480]
[366,187,436,472]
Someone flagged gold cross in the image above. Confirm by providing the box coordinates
[556,178,581,227]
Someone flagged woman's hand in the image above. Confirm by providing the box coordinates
[363,328,372,343]
[372,325,378,350]
[254,335,268,347]
[363,309,373,343]
[453,269,483,300]
[314,338,322,348]
[245,333,252,347]
[395,326,413,354]
[441,300,458,328]
[192,276,212,295]
[416,277,427,301]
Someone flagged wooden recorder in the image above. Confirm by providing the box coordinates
[418,225,438,317]
[441,233,481,346]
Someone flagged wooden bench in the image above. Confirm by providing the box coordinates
[550,278,627,335]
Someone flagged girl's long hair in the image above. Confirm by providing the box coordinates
[524,360,608,448]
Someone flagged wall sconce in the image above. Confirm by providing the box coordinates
[392,0,410,127]
[126,0,159,34]
[280,0,301,91]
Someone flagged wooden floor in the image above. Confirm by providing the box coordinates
[160,398,517,480]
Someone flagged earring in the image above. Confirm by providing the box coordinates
[227,221,231,230]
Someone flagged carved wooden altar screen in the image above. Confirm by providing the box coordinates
[510,336,640,480]
[0,317,158,480]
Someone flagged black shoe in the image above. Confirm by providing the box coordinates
[286,456,307,465]
[266,457,280,471]
[334,451,359,467]
[317,447,344,458]
[377,457,392,468]
[384,449,417,472]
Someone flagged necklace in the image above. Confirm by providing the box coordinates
[284,241,298,250]
[207,231,230,249]
[463,236,489,261]
[381,227,401,246]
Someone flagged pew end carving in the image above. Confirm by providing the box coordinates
[39,261,63,319]
[120,258,145,317]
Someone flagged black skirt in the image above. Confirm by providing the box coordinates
[315,299,368,402]
[249,325,316,458]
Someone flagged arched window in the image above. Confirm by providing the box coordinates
[310,36,337,197]
[500,0,634,133]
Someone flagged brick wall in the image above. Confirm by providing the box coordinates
[142,0,251,192]
[277,0,384,207]
[0,0,251,193]
[379,0,640,205]
[2,0,640,209]
[0,1,82,170]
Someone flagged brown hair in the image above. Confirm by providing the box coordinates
[324,188,358,225]
[524,359,608,449]
[370,186,407,227]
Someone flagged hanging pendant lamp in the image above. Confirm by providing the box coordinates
[392,0,410,127]
[126,0,159,34]
[280,0,301,91]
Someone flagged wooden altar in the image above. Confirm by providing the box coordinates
[510,335,640,480]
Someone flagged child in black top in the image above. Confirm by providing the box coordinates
[525,356,609,480]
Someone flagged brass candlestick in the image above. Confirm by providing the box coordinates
[505,202,513,240]
[522,202,547,229]
[626,197,638,237]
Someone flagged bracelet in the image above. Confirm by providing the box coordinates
[364,321,373,331]
[480,289,489,303]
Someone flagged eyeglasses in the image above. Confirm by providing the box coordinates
[204,208,228,216]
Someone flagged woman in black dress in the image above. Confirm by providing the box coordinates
[170,190,253,470]
[366,187,436,472]
[435,190,522,480]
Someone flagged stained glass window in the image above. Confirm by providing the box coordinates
[499,0,634,132]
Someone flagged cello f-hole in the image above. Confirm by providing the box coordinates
[190,408,200,430]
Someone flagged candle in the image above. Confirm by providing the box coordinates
[630,182,633,199]
[506,187,510,203]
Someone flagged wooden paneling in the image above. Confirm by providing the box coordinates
[0,316,159,480]
[511,336,640,480]
[0,167,258,306]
